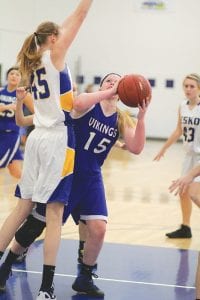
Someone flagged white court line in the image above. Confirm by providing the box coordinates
[12,268,195,290]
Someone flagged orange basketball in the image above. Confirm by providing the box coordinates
[117,74,152,107]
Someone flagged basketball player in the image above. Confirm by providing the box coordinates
[154,73,200,239]
[169,163,200,200]
[0,1,98,299]
[169,159,200,300]
[0,66,33,179]
[0,72,149,297]
[63,72,149,297]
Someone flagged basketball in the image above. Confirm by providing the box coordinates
[117,74,152,107]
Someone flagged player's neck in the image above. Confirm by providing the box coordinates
[7,84,17,93]
[100,100,117,116]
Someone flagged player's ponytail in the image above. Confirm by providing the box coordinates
[17,21,59,86]
[17,33,40,85]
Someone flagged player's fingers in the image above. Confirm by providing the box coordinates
[169,180,179,192]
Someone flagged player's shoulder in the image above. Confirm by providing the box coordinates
[71,105,95,119]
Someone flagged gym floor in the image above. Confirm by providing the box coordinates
[0,139,199,299]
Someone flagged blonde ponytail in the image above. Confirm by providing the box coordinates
[17,33,41,85]
[117,108,136,137]
[16,21,59,86]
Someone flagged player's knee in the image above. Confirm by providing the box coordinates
[15,215,46,248]
[88,221,106,241]
[189,183,200,207]
[191,195,200,208]
[8,161,22,179]
[97,226,106,240]
[9,168,21,179]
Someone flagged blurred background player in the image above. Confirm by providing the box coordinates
[84,83,94,93]
[169,161,200,300]
[154,73,200,238]
[0,66,33,179]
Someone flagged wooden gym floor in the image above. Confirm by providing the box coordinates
[0,139,200,300]
[1,139,200,250]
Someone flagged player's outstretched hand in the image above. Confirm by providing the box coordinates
[153,149,165,161]
[169,175,193,195]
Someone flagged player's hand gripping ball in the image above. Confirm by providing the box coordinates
[117,74,152,107]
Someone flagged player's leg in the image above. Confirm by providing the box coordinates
[189,182,200,208]
[0,240,27,293]
[180,193,192,226]
[77,220,87,263]
[72,219,105,297]
[37,202,64,299]
[15,214,46,263]
[15,203,47,263]
[0,205,34,293]
[166,155,193,238]
[0,199,34,252]
[0,214,46,292]
[0,132,23,179]
[7,159,22,179]
[166,192,192,238]
[83,219,106,265]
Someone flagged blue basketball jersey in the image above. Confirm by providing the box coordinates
[30,103,119,222]
[0,86,19,132]
[73,103,119,173]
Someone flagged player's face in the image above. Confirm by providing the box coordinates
[7,70,21,87]
[183,78,200,100]
[100,74,121,91]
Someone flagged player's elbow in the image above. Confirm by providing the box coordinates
[15,117,26,127]
[73,93,88,111]
[129,145,144,155]
[15,118,22,126]
[73,99,84,111]
[131,149,143,155]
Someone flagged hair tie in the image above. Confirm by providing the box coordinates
[34,32,40,48]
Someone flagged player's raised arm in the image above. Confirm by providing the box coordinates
[52,0,93,69]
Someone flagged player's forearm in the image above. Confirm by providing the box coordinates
[73,89,116,112]
[161,130,181,152]
[15,100,33,126]
[63,0,93,26]
[61,0,93,40]
[124,120,145,154]
[188,164,200,180]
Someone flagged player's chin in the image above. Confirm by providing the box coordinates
[111,95,119,101]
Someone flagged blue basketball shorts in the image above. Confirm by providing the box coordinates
[0,131,23,168]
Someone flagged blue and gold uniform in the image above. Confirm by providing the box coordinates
[15,51,75,205]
